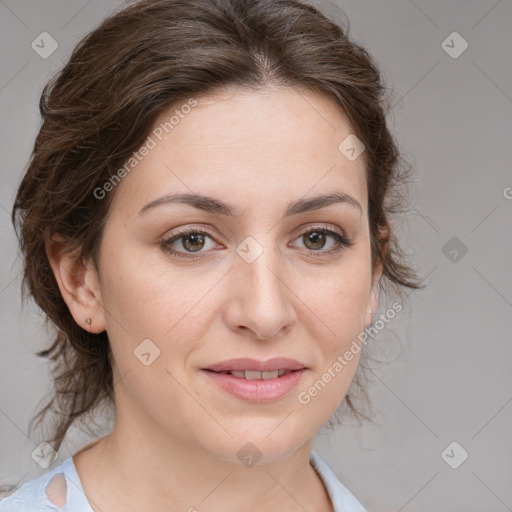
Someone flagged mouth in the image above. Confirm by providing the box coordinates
[201,357,307,401]
[202,369,295,379]
[201,360,307,402]
[202,357,306,374]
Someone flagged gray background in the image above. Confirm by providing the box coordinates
[1,1,511,510]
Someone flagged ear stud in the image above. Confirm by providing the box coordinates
[85,318,92,326]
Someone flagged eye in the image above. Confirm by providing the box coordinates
[290,225,353,256]
[159,228,218,259]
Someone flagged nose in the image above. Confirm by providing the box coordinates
[223,241,297,341]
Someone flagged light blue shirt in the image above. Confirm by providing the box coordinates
[0,449,366,511]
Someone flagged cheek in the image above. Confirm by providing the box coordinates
[98,240,198,335]
[305,263,372,348]
[97,244,221,381]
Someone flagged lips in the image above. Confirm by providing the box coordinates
[209,369,293,380]
[202,365,307,402]
[203,357,306,374]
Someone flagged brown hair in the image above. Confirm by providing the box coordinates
[12,0,424,453]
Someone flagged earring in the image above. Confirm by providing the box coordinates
[85,317,92,326]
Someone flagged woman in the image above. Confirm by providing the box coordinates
[1,0,422,510]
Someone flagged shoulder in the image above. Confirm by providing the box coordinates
[310,450,367,512]
[0,457,91,512]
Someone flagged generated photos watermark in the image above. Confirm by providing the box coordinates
[93,98,198,200]
[297,301,403,405]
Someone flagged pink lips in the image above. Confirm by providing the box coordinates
[201,357,307,402]
[203,357,306,373]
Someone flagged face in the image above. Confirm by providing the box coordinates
[73,86,381,464]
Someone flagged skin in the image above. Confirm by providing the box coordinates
[47,85,383,512]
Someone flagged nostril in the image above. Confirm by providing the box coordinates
[45,473,67,509]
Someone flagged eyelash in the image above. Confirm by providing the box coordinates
[159,225,354,260]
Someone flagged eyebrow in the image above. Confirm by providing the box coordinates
[138,191,362,218]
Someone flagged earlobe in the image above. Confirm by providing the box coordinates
[45,235,106,334]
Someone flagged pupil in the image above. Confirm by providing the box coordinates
[184,233,204,252]
[306,231,325,250]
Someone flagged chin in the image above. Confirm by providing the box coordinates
[199,423,312,467]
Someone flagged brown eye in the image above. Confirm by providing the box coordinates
[291,226,354,257]
[303,230,327,250]
[160,229,217,258]
[181,233,206,252]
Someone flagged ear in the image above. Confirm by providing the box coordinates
[45,234,106,334]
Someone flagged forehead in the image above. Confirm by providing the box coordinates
[154,85,359,155]
[109,86,368,216]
